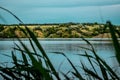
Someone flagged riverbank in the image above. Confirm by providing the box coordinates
[0,38,120,41]
[0,23,120,38]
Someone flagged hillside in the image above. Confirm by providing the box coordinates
[0,23,120,38]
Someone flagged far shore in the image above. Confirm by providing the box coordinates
[0,38,120,41]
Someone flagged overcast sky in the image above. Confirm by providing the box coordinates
[0,0,120,24]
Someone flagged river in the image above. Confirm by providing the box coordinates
[0,38,119,79]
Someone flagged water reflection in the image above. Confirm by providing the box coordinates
[0,40,119,78]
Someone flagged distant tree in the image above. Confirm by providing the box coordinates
[94,22,98,25]
[33,26,42,31]
[0,25,4,32]
[3,27,16,38]
[59,23,71,27]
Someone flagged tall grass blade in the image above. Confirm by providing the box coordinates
[18,38,52,80]
[81,62,102,80]
[0,72,11,80]
[0,7,23,24]
[62,54,84,80]
[99,63,109,80]
[84,51,98,75]
[11,51,19,68]
[21,52,31,79]
[21,52,29,66]
[83,38,119,79]
[106,21,120,64]
[28,38,42,63]
[24,27,60,80]
[0,67,18,79]
[61,72,70,80]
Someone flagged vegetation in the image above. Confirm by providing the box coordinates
[0,23,120,38]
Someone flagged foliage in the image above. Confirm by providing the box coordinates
[0,25,4,32]
[0,23,120,38]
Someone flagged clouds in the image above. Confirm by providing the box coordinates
[0,0,120,24]
[1,0,120,8]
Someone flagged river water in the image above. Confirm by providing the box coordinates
[0,38,119,79]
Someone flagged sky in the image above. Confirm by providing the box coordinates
[0,0,120,24]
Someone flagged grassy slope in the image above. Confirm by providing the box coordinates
[0,24,120,38]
